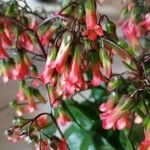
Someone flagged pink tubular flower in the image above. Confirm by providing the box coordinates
[16,81,27,101]
[27,97,37,113]
[84,0,104,41]
[67,45,82,84]
[19,32,38,53]
[141,13,150,31]
[4,21,15,40]
[0,31,13,48]
[35,140,49,150]
[40,47,57,84]
[58,138,68,150]
[37,115,49,128]
[91,61,107,86]
[99,92,118,112]
[13,54,30,80]
[16,107,25,117]
[65,45,85,95]
[49,32,73,73]
[0,42,9,59]
[6,127,22,143]
[40,29,53,46]
[90,52,107,86]
[26,88,37,113]
[100,95,134,130]
[16,88,26,101]
[0,59,15,82]
[122,19,141,46]
[139,120,150,150]
[57,111,70,126]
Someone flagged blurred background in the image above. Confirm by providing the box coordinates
[0,0,123,149]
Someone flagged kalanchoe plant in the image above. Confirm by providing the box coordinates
[0,0,150,149]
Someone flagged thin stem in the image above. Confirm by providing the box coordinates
[34,32,47,59]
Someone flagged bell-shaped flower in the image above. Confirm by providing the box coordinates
[90,52,107,86]
[35,140,49,150]
[19,32,35,52]
[49,31,73,73]
[141,13,150,32]
[26,87,37,113]
[122,19,141,46]
[16,81,27,101]
[36,115,49,129]
[0,42,9,59]
[57,110,70,126]
[13,53,30,80]
[99,92,119,112]
[0,31,13,48]
[100,95,134,130]
[65,45,85,95]
[67,45,82,84]
[4,21,15,40]
[40,46,57,84]
[0,59,15,82]
[84,0,104,41]
[58,138,68,150]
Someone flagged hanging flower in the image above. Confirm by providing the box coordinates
[65,45,85,95]
[122,19,141,46]
[0,42,9,59]
[100,95,134,130]
[49,31,73,73]
[84,0,104,41]
[67,45,82,84]
[16,81,27,101]
[35,140,49,150]
[90,52,107,86]
[6,127,21,143]
[4,21,15,40]
[26,88,37,113]
[37,115,49,129]
[141,13,150,32]
[40,46,57,84]
[57,111,70,126]
[13,53,31,80]
[58,138,68,150]
[99,92,119,112]
[0,59,15,82]
[0,31,13,48]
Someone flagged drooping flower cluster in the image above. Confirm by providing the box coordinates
[0,0,150,150]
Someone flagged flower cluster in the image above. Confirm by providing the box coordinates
[0,0,150,150]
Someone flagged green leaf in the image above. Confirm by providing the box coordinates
[65,124,116,150]
[64,100,99,129]
[43,122,57,136]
